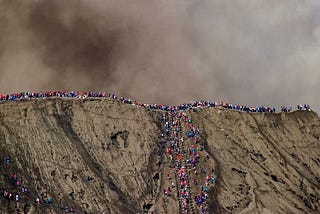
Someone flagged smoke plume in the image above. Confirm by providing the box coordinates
[0,0,319,112]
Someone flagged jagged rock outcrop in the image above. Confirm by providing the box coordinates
[0,98,319,213]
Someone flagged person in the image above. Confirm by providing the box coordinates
[68,207,74,212]
[46,197,52,204]
[3,156,10,163]
[22,186,29,193]
[167,173,171,179]
[210,176,216,183]
[12,173,17,181]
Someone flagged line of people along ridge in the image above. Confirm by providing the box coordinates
[0,91,312,112]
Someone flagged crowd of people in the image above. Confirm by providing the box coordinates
[0,155,80,213]
[161,110,216,213]
[281,104,312,112]
[0,90,314,213]
[0,91,313,113]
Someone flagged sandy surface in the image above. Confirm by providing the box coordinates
[0,98,162,213]
[0,99,319,213]
[191,108,320,213]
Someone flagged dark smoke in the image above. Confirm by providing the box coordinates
[0,0,319,112]
[27,0,124,88]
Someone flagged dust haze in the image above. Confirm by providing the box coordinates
[0,0,319,112]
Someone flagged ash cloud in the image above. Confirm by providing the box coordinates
[0,0,319,112]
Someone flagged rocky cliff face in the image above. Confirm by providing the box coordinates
[0,99,319,214]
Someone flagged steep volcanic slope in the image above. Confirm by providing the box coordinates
[0,99,319,214]
[191,108,320,213]
[0,98,163,213]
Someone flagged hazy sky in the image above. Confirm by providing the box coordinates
[0,0,319,112]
